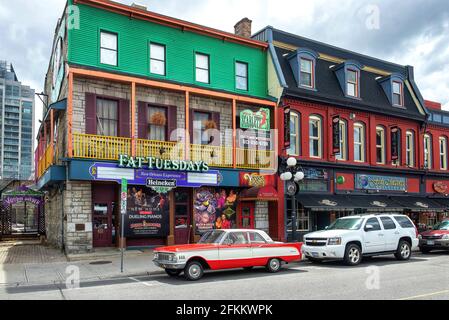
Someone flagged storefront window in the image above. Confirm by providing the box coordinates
[286,200,310,232]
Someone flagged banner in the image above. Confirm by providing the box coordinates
[332,116,340,155]
[283,106,291,150]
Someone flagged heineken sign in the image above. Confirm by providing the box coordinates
[240,108,270,131]
[119,155,209,172]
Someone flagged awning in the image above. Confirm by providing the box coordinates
[239,186,278,201]
[432,198,449,210]
[390,197,447,212]
[347,195,404,212]
[298,195,356,212]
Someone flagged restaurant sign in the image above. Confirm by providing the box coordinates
[240,108,270,131]
[119,155,209,172]
[356,174,407,192]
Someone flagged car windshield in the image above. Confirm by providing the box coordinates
[198,230,226,244]
[433,221,449,231]
[327,218,364,230]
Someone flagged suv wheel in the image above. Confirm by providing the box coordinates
[184,261,204,281]
[395,240,411,261]
[344,244,362,266]
[266,258,282,273]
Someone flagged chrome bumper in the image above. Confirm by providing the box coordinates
[153,260,186,270]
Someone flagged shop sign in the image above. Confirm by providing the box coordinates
[237,130,272,150]
[146,179,177,194]
[89,162,221,188]
[2,196,42,206]
[118,155,209,172]
[283,106,291,150]
[240,108,270,131]
[433,182,448,195]
[332,116,340,155]
[240,173,267,188]
[124,187,169,238]
[356,174,407,192]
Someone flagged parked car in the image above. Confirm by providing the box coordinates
[419,219,449,253]
[302,214,419,266]
[153,229,302,281]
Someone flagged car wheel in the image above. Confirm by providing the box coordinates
[344,244,362,266]
[184,261,204,281]
[165,269,182,277]
[266,258,282,273]
[395,241,412,261]
[420,247,431,254]
[307,257,323,264]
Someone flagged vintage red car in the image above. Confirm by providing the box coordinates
[419,219,449,253]
[153,229,303,281]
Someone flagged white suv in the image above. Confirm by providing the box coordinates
[302,214,419,266]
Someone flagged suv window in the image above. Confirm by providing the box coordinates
[393,216,415,228]
[380,217,397,230]
[249,232,267,244]
[365,218,381,231]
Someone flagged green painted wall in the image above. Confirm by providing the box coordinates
[69,3,269,99]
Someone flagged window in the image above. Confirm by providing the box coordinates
[376,126,386,164]
[193,111,211,145]
[406,131,415,167]
[287,112,300,156]
[150,43,166,76]
[380,217,397,230]
[309,115,322,158]
[393,216,415,229]
[392,81,403,106]
[235,62,248,91]
[100,31,117,66]
[248,232,267,244]
[225,232,249,245]
[440,137,448,170]
[96,98,118,136]
[354,123,365,162]
[286,201,310,232]
[300,58,313,88]
[365,218,381,231]
[148,106,167,141]
[392,129,401,166]
[424,134,432,169]
[336,120,347,161]
[195,53,209,83]
[347,69,359,97]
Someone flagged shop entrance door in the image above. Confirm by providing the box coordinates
[92,184,115,248]
[240,203,255,229]
[174,189,192,244]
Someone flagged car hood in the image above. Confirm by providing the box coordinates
[304,229,358,239]
[421,230,449,237]
[155,244,219,253]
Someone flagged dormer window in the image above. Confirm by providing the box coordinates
[300,58,313,88]
[346,69,359,97]
[392,81,403,106]
[287,48,318,90]
[377,74,405,107]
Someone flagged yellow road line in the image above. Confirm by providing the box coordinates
[398,290,449,300]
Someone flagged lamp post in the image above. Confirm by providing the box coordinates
[279,157,305,242]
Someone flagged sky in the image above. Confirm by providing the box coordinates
[1,0,449,137]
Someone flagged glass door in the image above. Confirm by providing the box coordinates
[174,189,191,244]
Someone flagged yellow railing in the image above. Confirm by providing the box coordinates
[73,133,131,160]
[73,133,276,170]
[37,144,54,178]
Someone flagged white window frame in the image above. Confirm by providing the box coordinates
[440,136,447,170]
[346,69,359,98]
[392,81,403,107]
[100,31,118,66]
[299,58,313,88]
[309,115,322,158]
[235,61,248,91]
[195,53,210,84]
[406,131,415,167]
[376,126,386,164]
[150,43,166,76]
[287,112,300,156]
[424,134,432,169]
[353,123,365,163]
[336,120,347,161]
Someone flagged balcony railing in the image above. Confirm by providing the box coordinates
[73,133,275,170]
[37,144,54,179]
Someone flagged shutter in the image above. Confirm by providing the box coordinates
[118,99,130,137]
[167,105,178,142]
[137,102,148,139]
[85,93,97,134]
[211,112,221,146]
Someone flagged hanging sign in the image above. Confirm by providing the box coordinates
[391,127,399,161]
[332,116,340,155]
[283,106,291,150]
[240,108,270,131]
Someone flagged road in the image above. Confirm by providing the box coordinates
[1,252,448,300]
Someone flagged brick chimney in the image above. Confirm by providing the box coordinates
[234,18,252,38]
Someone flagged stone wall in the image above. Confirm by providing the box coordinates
[45,188,63,249]
[255,201,269,233]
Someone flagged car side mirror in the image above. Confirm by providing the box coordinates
[365,224,374,232]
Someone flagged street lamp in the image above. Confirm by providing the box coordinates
[279,156,305,243]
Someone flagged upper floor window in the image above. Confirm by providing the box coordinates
[235,62,248,91]
[440,137,448,170]
[195,53,210,84]
[405,131,415,167]
[148,106,167,141]
[100,31,117,66]
[336,120,347,161]
[392,128,401,166]
[354,122,365,162]
[193,111,211,145]
[392,81,403,106]
[424,134,432,169]
[288,112,300,156]
[150,43,166,76]
[376,126,386,164]
[347,69,359,97]
[309,115,322,158]
[96,98,118,136]
[300,58,313,88]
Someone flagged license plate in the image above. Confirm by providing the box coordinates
[427,240,435,246]
[312,252,319,258]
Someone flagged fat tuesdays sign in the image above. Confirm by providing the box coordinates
[119,155,209,172]
[240,108,270,131]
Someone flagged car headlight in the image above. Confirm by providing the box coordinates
[442,234,449,240]
[153,253,159,260]
[168,254,178,262]
[327,238,342,246]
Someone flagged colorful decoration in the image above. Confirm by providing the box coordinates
[240,108,270,131]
